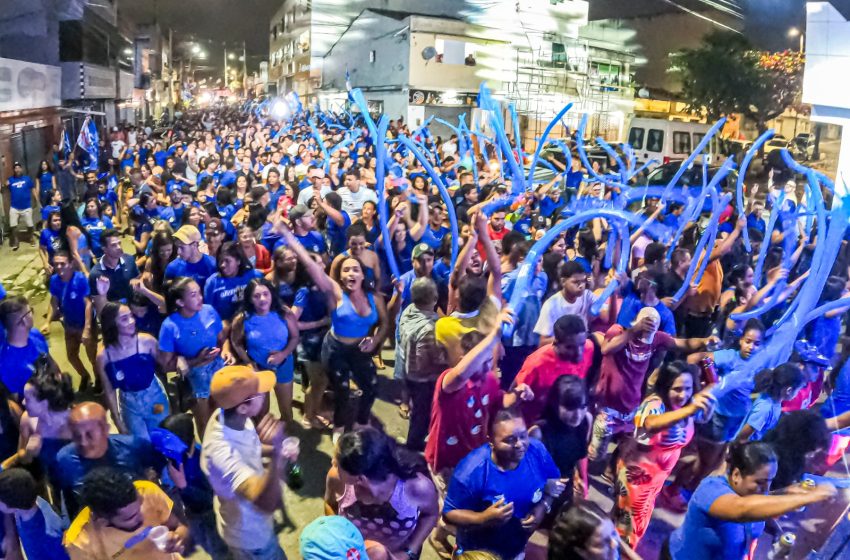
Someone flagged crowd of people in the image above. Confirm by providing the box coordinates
[0,101,848,560]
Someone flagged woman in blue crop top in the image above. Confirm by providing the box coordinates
[281,222,389,441]
[231,278,299,423]
[96,302,169,438]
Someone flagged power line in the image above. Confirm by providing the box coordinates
[660,0,743,33]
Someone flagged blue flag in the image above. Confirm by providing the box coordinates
[76,117,99,171]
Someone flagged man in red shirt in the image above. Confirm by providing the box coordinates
[424,308,532,556]
[476,210,508,257]
[513,314,597,426]
[589,307,713,463]
[425,309,532,479]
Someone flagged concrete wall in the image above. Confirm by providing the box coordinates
[583,11,740,93]
[322,11,409,92]
[0,0,61,66]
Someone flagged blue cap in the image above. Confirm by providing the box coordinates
[300,516,369,560]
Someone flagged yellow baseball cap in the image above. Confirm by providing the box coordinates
[210,365,276,410]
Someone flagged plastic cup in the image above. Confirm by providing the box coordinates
[148,525,170,551]
[281,436,300,457]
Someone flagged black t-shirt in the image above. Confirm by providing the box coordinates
[658,271,685,299]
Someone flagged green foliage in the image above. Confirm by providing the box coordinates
[672,31,803,129]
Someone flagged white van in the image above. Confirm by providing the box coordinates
[626,118,719,168]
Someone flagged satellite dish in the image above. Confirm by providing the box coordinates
[421,46,437,61]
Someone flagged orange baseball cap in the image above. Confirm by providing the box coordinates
[210,365,276,410]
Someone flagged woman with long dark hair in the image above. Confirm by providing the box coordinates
[203,241,260,324]
[36,159,56,208]
[80,197,114,260]
[59,202,92,273]
[614,361,714,546]
[96,302,170,437]
[280,221,389,441]
[230,278,299,423]
[325,427,439,560]
[144,230,176,295]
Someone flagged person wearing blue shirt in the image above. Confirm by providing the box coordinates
[36,160,56,207]
[616,271,677,336]
[319,192,352,257]
[275,204,327,256]
[0,295,53,395]
[0,468,70,560]
[47,251,96,390]
[667,441,836,560]
[80,199,114,258]
[166,225,218,290]
[444,410,563,560]
[5,162,36,250]
[203,242,262,322]
[159,277,228,435]
[51,402,165,518]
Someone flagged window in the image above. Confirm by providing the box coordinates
[434,39,477,65]
[673,131,691,154]
[647,129,664,153]
[628,127,645,150]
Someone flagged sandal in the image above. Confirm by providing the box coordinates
[428,534,453,560]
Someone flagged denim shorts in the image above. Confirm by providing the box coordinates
[188,357,224,399]
[118,376,170,440]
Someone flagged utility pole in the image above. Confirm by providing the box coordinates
[224,45,228,91]
[167,28,174,121]
[242,40,248,98]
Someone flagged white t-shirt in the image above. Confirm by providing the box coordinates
[110,140,126,158]
[127,130,137,146]
[297,184,332,206]
[533,290,598,337]
[337,186,377,217]
[201,411,273,548]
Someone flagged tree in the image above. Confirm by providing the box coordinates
[672,31,804,135]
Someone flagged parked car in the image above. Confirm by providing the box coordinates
[626,118,721,169]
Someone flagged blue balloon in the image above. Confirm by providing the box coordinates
[525,103,573,187]
[735,130,775,252]
[396,135,460,269]
[659,118,726,203]
[373,116,399,280]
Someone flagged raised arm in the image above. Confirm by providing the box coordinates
[276,220,339,306]
[709,216,745,262]
[708,483,836,522]
[442,309,512,393]
[474,211,502,301]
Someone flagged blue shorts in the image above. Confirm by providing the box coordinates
[188,357,224,399]
[275,355,295,384]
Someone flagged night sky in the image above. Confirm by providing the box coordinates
[118,0,282,70]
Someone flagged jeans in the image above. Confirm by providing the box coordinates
[188,509,232,560]
[321,333,377,429]
[188,356,224,399]
[118,376,170,440]
[406,379,436,451]
[228,535,286,560]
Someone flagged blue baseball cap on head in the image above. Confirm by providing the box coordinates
[300,516,369,560]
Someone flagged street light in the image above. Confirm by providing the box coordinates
[228,53,236,60]
[788,27,804,53]
[192,44,201,55]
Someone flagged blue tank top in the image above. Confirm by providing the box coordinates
[245,312,289,368]
[332,292,378,339]
[104,337,158,392]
